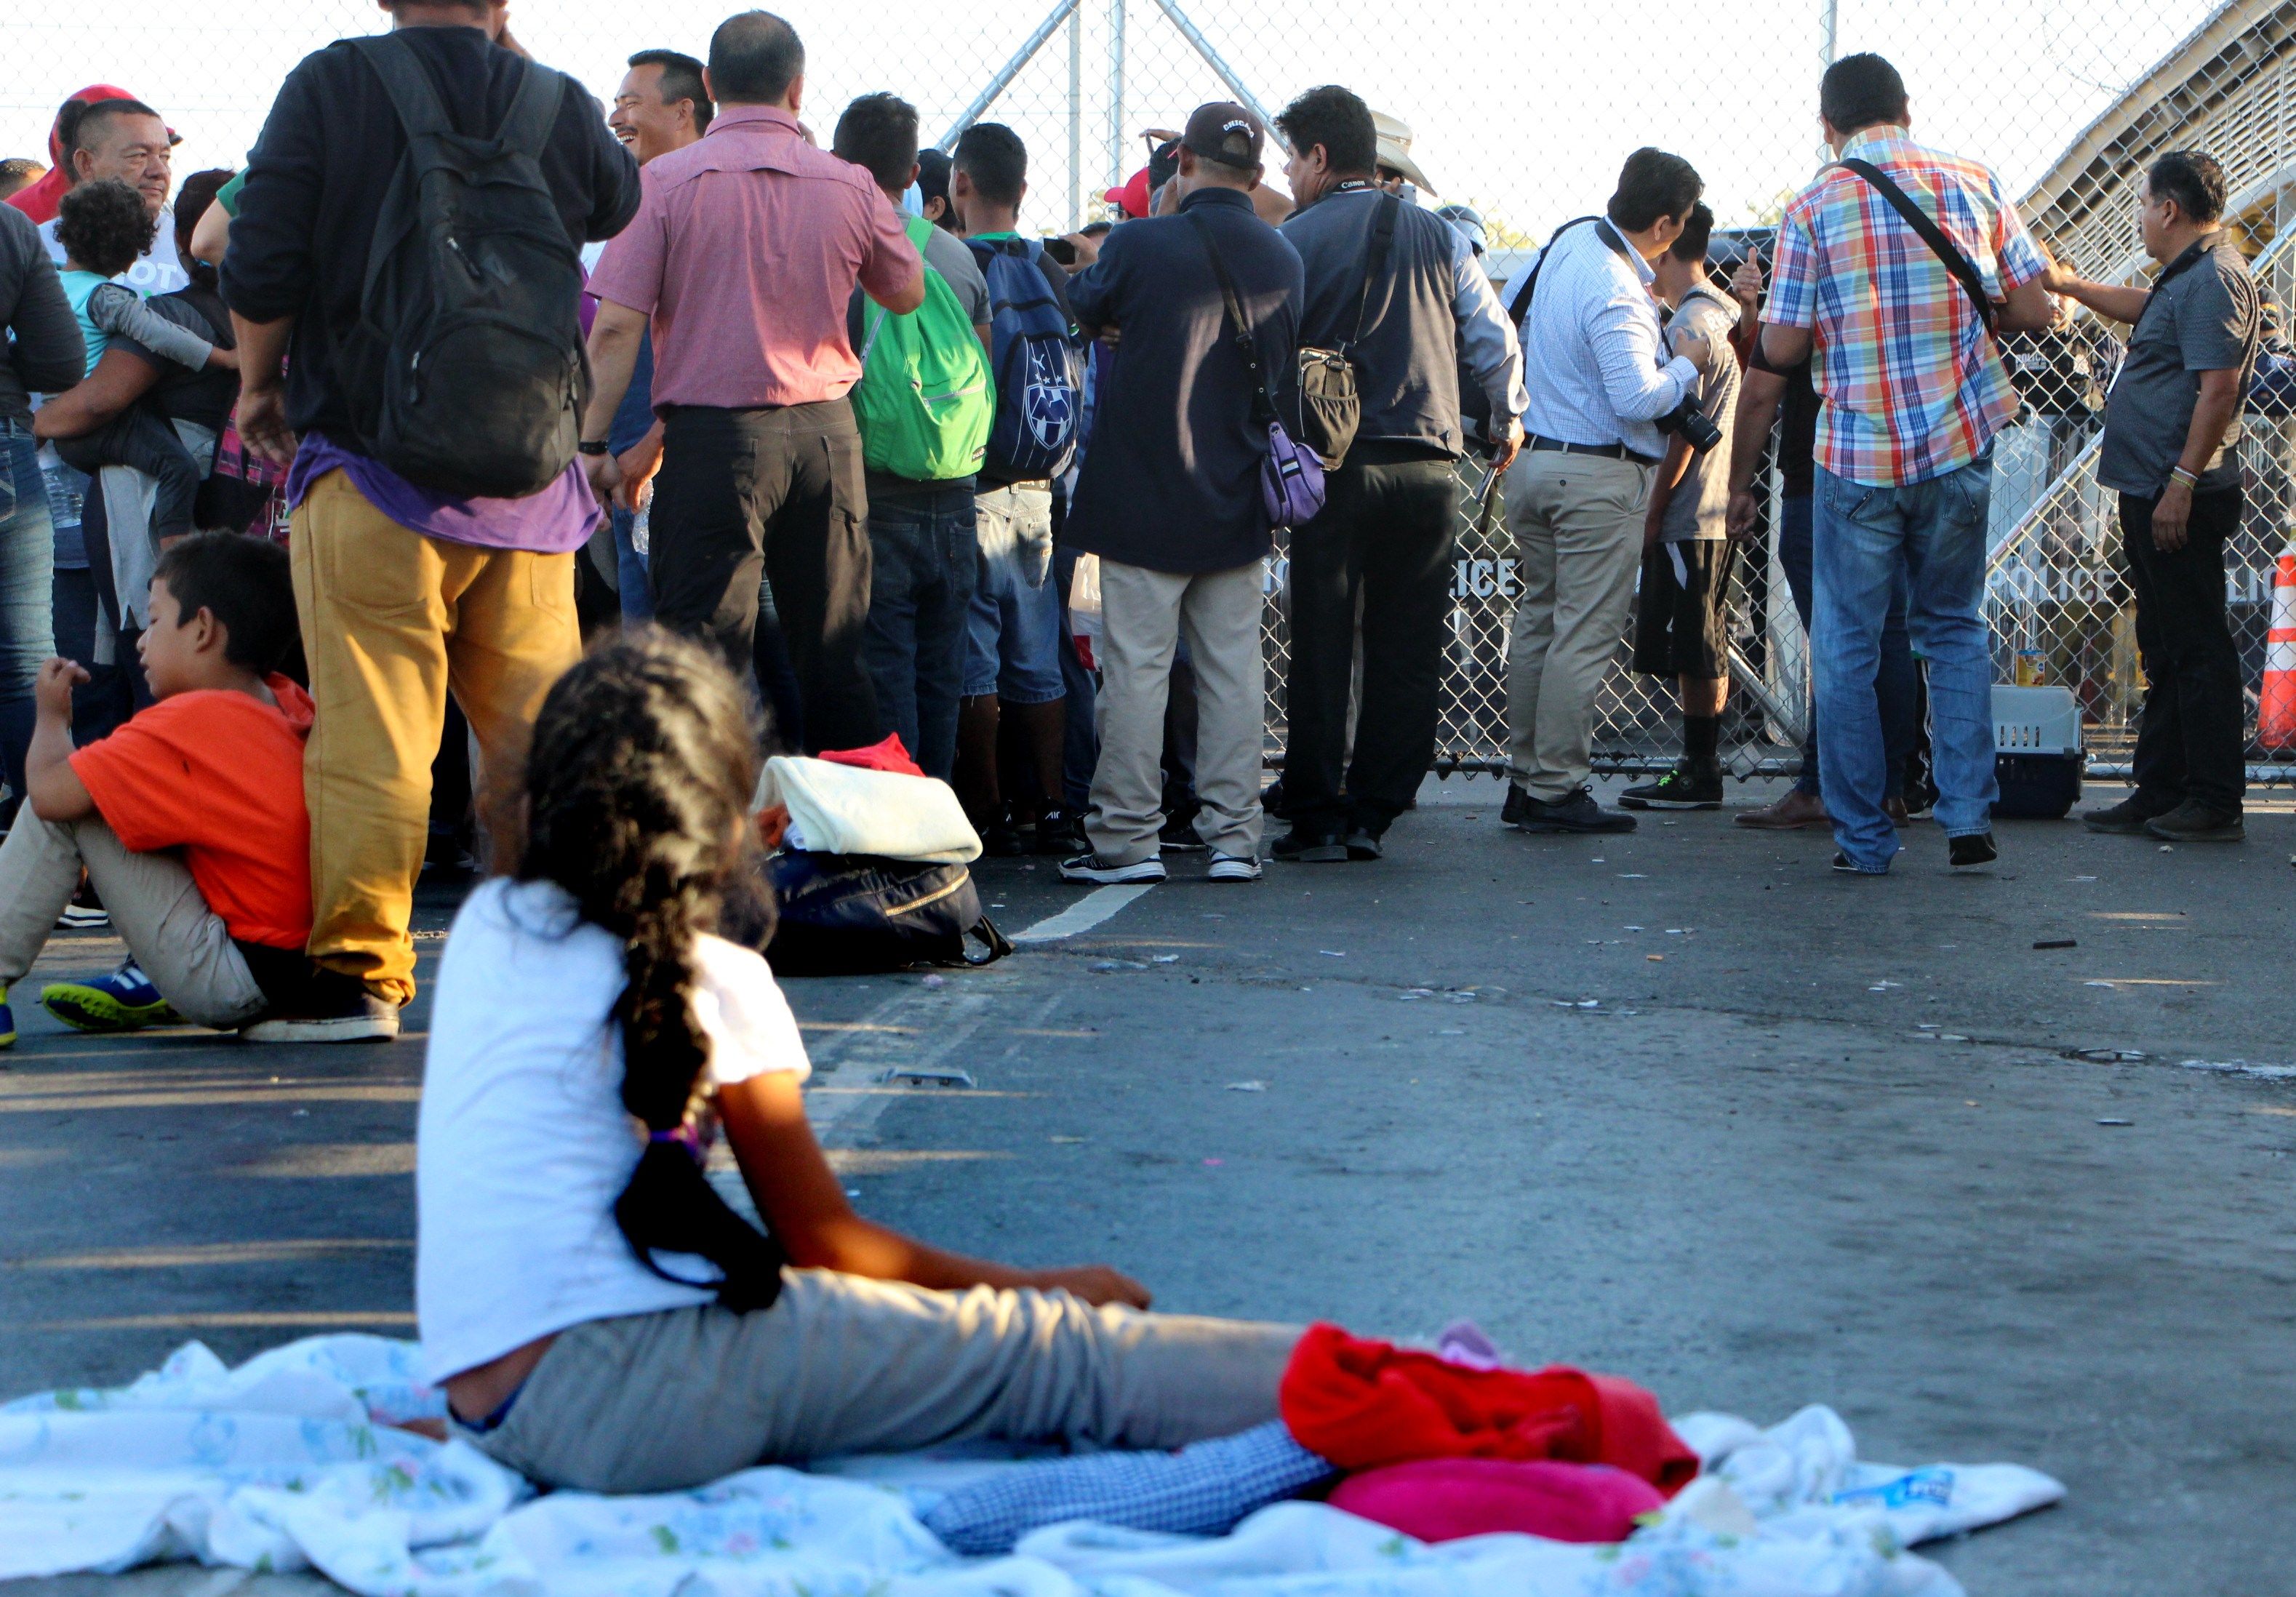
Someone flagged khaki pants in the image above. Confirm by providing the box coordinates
[291,470,581,1004]
[1085,559,1265,865]
[467,1268,1303,1493]
[0,811,264,1028]
[1503,450,1650,801]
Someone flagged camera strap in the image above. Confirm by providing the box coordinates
[1505,215,1601,331]
[1835,157,1997,336]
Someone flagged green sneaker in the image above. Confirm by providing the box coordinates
[41,961,179,1033]
[0,985,15,1049]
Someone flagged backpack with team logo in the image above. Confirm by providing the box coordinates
[852,215,994,482]
[968,236,1084,481]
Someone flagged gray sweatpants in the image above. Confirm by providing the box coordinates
[0,810,265,1028]
[465,1268,1303,1494]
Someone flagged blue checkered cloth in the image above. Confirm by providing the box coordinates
[918,1420,1334,1555]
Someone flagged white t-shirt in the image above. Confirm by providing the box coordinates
[416,877,812,1383]
[39,205,189,297]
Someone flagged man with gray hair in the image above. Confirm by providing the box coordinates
[2047,151,2258,844]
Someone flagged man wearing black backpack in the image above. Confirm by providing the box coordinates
[225,0,639,1039]
[1271,86,1524,865]
[948,124,1087,855]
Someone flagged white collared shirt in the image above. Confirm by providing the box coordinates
[1508,220,1697,457]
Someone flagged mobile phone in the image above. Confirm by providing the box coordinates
[1044,236,1079,266]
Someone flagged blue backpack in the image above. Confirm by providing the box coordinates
[968,237,1084,480]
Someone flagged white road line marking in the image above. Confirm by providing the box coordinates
[1012,884,1155,942]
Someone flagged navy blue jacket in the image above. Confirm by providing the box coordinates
[1064,188,1303,574]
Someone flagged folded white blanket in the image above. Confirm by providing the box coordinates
[0,1335,2064,1597]
[753,755,981,865]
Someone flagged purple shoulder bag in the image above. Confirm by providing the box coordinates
[1188,210,1327,529]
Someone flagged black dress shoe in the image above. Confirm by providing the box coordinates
[2084,796,2172,835]
[1513,787,1636,834]
[1344,827,1384,861]
[1948,831,1999,868]
[1272,828,1348,862]
[2143,800,2244,842]
[1500,785,1529,828]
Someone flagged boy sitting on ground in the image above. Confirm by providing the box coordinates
[0,534,312,1046]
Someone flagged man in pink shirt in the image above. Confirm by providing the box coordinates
[583,9,922,751]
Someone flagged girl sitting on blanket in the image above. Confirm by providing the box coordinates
[419,630,1299,1493]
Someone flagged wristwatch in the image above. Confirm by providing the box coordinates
[578,439,611,456]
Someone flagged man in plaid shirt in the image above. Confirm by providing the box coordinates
[1759,53,2058,875]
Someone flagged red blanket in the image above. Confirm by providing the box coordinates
[816,735,926,778]
[1279,1323,1700,1497]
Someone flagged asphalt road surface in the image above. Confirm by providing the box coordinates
[3,775,2291,1596]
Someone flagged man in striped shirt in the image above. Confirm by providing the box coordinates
[1760,53,2057,875]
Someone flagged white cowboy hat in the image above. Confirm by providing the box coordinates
[1372,110,1436,196]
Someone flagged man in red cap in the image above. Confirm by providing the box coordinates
[14,89,187,297]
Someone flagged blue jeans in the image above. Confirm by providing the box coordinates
[610,505,655,621]
[862,485,977,780]
[966,484,1064,704]
[0,425,56,814]
[1814,454,1999,871]
[1776,493,1917,799]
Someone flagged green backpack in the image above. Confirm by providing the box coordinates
[852,215,994,483]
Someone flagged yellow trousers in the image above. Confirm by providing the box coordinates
[290,469,580,1004]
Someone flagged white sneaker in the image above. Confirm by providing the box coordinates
[1059,853,1167,885]
[1207,852,1262,882]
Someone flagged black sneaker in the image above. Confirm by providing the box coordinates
[2144,801,2244,842]
[241,969,401,1044]
[2084,796,2172,835]
[1948,831,1999,868]
[1513,787,1636,834]
[57,873,108,930]
[1034,809,1088,855]
[1832,852,1889,876]
[1343,826,1385,861]
[1272,828,1348,863]
[1159,814,1209,853]
[983,817,1028,857]
[1500,785,1529,828]
[1619,763,1722,811]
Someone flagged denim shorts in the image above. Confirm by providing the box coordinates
[964,483,1065,703]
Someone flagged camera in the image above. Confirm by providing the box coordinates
[1655,396,1723,453]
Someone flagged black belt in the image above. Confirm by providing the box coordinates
[1528,433,1657,467]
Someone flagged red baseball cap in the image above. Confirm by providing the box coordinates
[1103,167,1153,219]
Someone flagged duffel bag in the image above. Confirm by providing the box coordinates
[764,851,1013,977]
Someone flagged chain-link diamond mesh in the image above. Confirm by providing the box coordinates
[13,0,2295,779]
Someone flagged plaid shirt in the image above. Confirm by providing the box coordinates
[1769,127,2047,487]
[918,1420,1332,1556]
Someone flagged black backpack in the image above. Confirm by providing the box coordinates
[346,35,587,498]
[763,852,1013,977]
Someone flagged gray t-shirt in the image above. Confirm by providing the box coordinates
[1657,286,1741,540]
[2097,236,2258,497]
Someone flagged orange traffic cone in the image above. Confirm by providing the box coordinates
[2260,549,2296,751]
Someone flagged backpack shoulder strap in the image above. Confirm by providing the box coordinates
[1837,157,1996,335]
[497,57,567,153]
[1346,191,1402,350]
[348,33,452,142]
[1188,208,1274,418]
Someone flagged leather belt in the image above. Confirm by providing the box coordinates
[1527,433,1658,467]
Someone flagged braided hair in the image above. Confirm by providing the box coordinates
[516,629,785,1309]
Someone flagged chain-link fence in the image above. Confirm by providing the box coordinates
[13,0,2295,779]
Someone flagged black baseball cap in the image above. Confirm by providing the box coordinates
[1182,102,1263,171]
